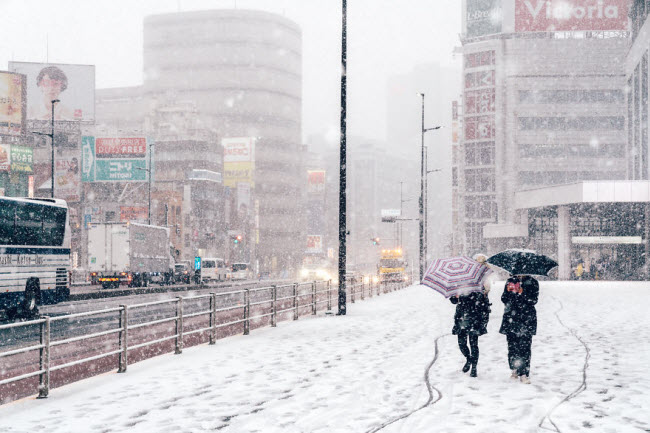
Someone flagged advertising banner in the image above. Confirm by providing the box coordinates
[120,206,148,223]
[82,136,152,182]
[515,0,629,32]
[465,116,495,140]
[306,235,323,253]
[466,0,502,37]
[0,71,26,136]
[465,89,496,115]
[223,137,255,188]
[307,170,326,194]
[10,146,33,173]
[236,182,251,216]
[8,61,95,122]
[0,144,10,172]
[54,151,81,202]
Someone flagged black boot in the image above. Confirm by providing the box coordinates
[462,358,471,373]
[470,363,477,377]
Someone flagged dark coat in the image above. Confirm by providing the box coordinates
[499,276,539,337]
[450,292,491,336]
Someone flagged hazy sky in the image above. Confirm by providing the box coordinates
[0,0,462,141]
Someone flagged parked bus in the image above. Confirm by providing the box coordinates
[200,258,229,282]
[0,197,70,319]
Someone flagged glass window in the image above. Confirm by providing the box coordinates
[0,199,16,245]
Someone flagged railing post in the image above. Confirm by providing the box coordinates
[244,289,250,335]
[311,282,316,314]
[118,305,128,372]
[327,280,332,311]
[175,297,183,354]
[37,316,50,399]
[293,283,298,320]
[271,285,277,327]
[210,293,217,344]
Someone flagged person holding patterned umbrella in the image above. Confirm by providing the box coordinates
[449,253,492,378]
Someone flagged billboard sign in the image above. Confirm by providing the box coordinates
[120,206,148,223]
[82,136,152,182]
[0,144,10,172]
[515,0,629,32]
[306,235,323,253]
[466,0,502,38]
[307,170,326,194]
[54,152,81,202]
[223,137,255,188]
[10,146,33,173]
[0,71,26,136]
[9,62,95,122]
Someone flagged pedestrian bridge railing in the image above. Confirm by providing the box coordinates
[0,278,407,402]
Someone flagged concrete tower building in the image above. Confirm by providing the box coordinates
[141,10,303,273]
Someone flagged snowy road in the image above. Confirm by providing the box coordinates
[1,282,649,433]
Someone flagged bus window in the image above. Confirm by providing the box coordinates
[14,202,43,246]
[42,207,67,246]
[203,260,216,268]
[0,200,16,244]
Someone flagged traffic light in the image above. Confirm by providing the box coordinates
[372,237,380,245]
[233,235,243,244]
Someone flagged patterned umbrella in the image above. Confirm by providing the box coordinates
[422,256,492,298]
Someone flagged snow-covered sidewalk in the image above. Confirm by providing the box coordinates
[1,283,649,433]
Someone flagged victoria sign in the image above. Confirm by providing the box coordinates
[515,0,629,32]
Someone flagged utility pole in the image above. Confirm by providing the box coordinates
[337,0,347,315]
[419,93,425,282]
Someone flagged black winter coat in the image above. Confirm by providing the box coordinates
[499,276,539,337]
[450,292,491,336]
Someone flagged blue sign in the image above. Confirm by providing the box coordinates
[194,257,202,270]
[84,214,92,228]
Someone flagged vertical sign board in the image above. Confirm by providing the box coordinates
[10,146,33,173]
[466,0,502,38]
[54,150,81,202]
[0,144,10,172]
[82,136,152,182]
[0,71,26,136]
[515,0,629,32]
[223,137,255,188]
[194,256,202,271]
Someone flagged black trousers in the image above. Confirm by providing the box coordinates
[457,331,479,364]
[506,334,533,376]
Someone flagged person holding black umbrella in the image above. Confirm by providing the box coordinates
[450,254,492,378]
[499,275,539,384]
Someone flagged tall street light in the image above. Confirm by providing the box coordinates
[135,142,155,225]
[418,93,441,281]
[338,0,348,316]
[32,99,60,198]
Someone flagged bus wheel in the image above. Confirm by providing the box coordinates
[21,278,40,319]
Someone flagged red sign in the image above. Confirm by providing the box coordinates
[465,89,496,115]
[465,117,495,140]
[306,235,323,252]
[120,206,148,222]
[515,0,629,32]
[96,138,147,158]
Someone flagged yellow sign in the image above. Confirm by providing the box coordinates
[224,161,254,188]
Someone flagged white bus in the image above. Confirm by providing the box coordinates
[201,258,229,282]
[0,197,71,320]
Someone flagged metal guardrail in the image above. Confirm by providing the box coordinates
[0,278,408,400]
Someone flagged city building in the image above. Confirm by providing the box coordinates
[455,0,650,279]
[94,9,304,276]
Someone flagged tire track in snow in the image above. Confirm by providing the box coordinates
[539,296,591,433]
[366,333,449,433]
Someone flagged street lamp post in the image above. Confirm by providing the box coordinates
[135,142,154,225]
[31,99,59,199]
[338,0,348,316]
[418,93,441,281]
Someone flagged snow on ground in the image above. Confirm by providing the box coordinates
[1,282,649,433]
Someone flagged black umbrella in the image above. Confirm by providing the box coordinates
[487,249,558,276]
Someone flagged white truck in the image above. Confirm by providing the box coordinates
[88,222,172,289]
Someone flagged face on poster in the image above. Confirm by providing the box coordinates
[8,62,95,122]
